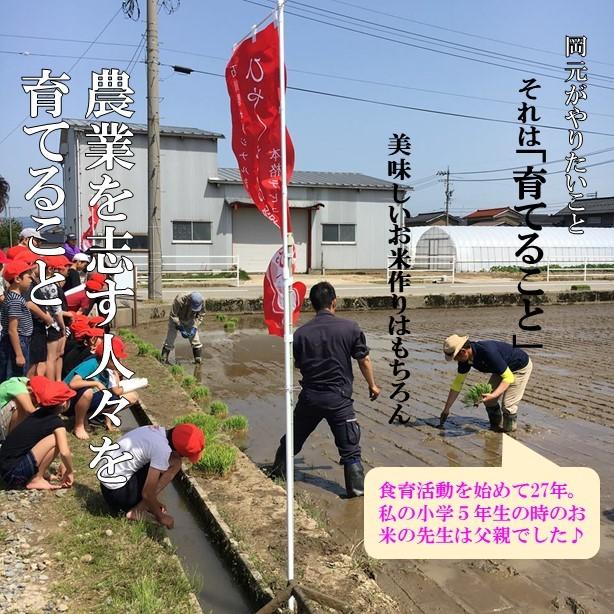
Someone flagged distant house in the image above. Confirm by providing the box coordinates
[406,211,464,227]
[530,213,566,228]
[553,196,614,228]
[464,207,523,226]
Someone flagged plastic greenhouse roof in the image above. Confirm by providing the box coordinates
[412,226,614,250]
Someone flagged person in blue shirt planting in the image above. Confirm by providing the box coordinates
[160,292,205,365]
[440,334,533,433]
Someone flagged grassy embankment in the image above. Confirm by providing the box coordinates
[48,438,199,613]
[118,329,249,476]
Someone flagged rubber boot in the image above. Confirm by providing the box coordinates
[502,412,518,433]
[192,346,202,364]
[344,461,365,498]
[269,445,286,479]
[486,404,503,431]
[160,346,170,364]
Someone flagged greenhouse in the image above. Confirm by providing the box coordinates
[410,226,614,273]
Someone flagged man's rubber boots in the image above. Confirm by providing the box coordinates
[502,412,518,433]
[160,346,170,364]
[486,404,503,431]
[269,445,286,479]
[192,346,202,364]
[344,461,365,498]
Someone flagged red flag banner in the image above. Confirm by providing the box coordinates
[81,203,100,250]
[263,246,306,337]
[225,22,295,231]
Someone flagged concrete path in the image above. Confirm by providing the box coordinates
[136,278,614,301]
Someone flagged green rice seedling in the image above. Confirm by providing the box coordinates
[174,412,220,443]
[181,375,197,389]
[209,400,229,419]
[191,385,210,403]
[136,341,150,356]
[462,383,493,406]
[170,364,184,379]
[222,415,248,434]
[194,442,237,476]
[215,314,227,322]
[223,321,236,333]
[149,348,162,361]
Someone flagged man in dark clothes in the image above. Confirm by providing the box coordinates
[270,282,380,497]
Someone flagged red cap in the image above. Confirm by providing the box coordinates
[77,327,105,339]
[29,376,76,406]
[13,249,38,265]
[45,255,71,268]
[0,250,8,264]
[3,259,33,282]
[88,272,107,283]
[85,279,105,292]
[95,335,127,359]
[6,245,28,260]
[171,423,205,463]
[88,315,106,326]
[70,317,89,334]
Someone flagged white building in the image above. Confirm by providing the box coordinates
[60,119,406,273]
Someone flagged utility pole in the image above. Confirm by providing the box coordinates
[147,0,162,300]
[436,167,453,226]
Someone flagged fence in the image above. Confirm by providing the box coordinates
[387,256,614,285]
[132,254,241,287]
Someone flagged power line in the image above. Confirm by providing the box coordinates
[450,147,614,175]
[0,33,143,48]
[285,0,614,82]
[287,85,614,137]
[3,45,613,139]
[6,33,614,118]
[0,6,123,146]
[322,0,614,70]
[158,62,614,137]
[242,0,614,90]
[449,158,614,182]
[0,49,136,62]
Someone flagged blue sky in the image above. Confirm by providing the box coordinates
[1,0,613,220]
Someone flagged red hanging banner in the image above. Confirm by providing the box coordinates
[225,22,295,231]
[263,246,306,337]
[81,202,100,250]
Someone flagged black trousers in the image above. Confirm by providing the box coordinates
[100,464,150,514]
[278,389,361,465]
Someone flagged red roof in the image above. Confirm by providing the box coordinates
[465,207,513,219]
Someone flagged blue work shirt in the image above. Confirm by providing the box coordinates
[458,340,529,376]
[64,356,109,387]
[293,311,369,395]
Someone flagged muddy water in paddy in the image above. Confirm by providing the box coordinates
[136,304,614,613]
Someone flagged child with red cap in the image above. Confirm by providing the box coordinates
[0,377,37,442]
[98,423,205,528]
[0,376,75,490]
[64,274,107,315]
[0,260,35,380]
[64,336,139,440]
[28,255,73,381]
[61,326,104,379]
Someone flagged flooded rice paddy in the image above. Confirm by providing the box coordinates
[136,303,614,613]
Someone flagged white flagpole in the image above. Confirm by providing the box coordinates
[277,0,295,610]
